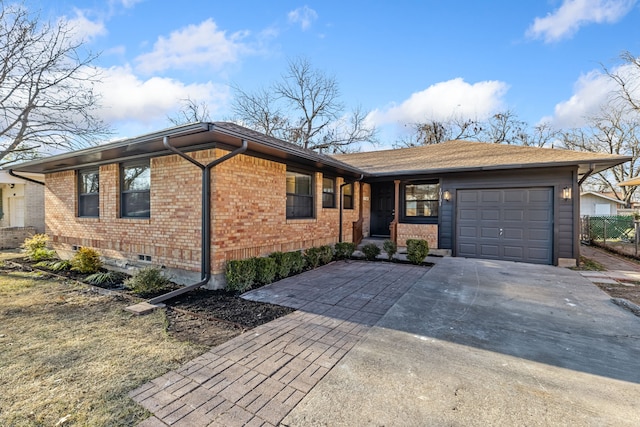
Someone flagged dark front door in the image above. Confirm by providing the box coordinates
[371,182,395,236]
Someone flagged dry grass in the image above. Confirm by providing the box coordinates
[0,264,208,426]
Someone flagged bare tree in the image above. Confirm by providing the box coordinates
[559,101,640,205]
[397,110,554,148]
[395,116,482,148]
[605,51,640,113]
[167,97,212,126]
[0,1,110,166]
[231,57,377,153]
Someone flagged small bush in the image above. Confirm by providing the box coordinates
[255,257,277,285]
[70,247,103,274]
[406,239,429,265]
[85,271,128,286]
[305,246,333,269]
[382,240,397,261]
[334,242,356,260]
[225,258,257,292]
[124,266,173,296]
[34,259,72,272]
[362,243,381,261]
[21,234,55,261]
[304,247,324,269]
[269,252,292,279]
[319,245,334,265]
[288,251,306,274]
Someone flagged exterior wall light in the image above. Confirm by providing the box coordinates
[443,190,452,202]
[562,186,572,201]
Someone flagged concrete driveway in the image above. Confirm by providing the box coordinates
[282,257,640,426]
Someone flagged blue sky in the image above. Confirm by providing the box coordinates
[31,0,640,148]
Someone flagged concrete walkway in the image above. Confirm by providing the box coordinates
[129,261,428,426]
[580,244,640,285]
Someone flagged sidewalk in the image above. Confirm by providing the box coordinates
[579,244,640,285]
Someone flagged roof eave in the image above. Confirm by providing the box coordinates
[362,157,631,178]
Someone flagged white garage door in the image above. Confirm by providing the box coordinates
[456,188,553,265]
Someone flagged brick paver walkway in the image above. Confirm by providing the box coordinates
[129,261,430,426]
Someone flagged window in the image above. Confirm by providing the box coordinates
[78,169,99,217]
[286,170,314,218]
[343,183,354,209]
[404,183,439,220]
[322,177,335,208]
[121,161,150,218]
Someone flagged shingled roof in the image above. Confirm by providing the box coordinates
[334,140,630,178]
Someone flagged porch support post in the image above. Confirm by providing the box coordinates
[391,180,401,243]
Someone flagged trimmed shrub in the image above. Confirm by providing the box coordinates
[225,258,257,292]
[334,242,356,260]
[362,243,381,261]
[124,266,173,295]
[255,257,277,286]
[382,240,397,261]
[304,247,324,269]
[70,247,103,274]
[406,239,429,265]
[319,245,334,265]
[21,234,55,261]
[288,251,305,274]
[269,252,292,279]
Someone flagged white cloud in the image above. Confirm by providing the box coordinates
[288,6,318,30]
[547,62,639,127]
[526,0,636,43]
[134,19,251,74]
[63,9,107,42]
[367,78,509,126]
[93,65,229,124]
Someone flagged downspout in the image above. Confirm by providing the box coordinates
[147,137,248,305]
[339,174,364,243]
[8,169,45,186]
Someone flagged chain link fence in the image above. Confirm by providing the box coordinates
[581,215,640,256]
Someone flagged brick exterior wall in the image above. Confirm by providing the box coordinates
[396,223,438,249]
[25,182,45,233]
[45,148,362,287]
[0,226,37,249]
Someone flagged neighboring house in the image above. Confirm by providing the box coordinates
[0,170,45,248]
[8,122,629,287]
[579,191,626,216]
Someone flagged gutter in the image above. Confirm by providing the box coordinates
[145,136,248,306]
[339,174,364,243]
[7,169,45,186]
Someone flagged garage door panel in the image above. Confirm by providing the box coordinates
[480,191,501,203]
[503,245,524,259]
[481,209,500,220]
[480,227,500,238]
[529,209,552,222]
[503,228,523,239]
[479,245,499,257]
[459,209,479,220]
[456,188,553,265]
[504,209,524,221]
[459,226,478,237]
[503,190,525,203]
[529,189,553,203]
